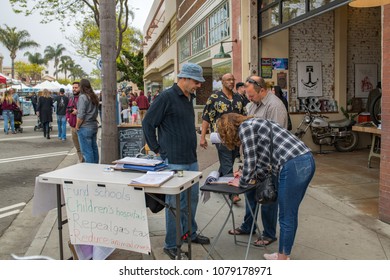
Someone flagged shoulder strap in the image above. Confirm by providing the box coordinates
[266,120,274,170]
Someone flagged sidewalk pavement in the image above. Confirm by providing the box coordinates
[6,136,390,260]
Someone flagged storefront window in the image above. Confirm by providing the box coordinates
[261,4,280,31]
[162,72,174,90]
[261,0,278,7]
[208,2,230,46]
[310,0,334,10]
[282,0,306,23]
[192,21,206,55]
[212,62,232,92]
[260,0,344,36]
[179,33,191,62]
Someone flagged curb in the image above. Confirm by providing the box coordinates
[24,147,78,258]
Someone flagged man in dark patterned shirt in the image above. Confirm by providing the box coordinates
[200,73,246,179]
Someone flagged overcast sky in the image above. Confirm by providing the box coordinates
[0,0,154,76]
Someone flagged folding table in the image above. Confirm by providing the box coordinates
[200,183,261,259]
[34,163,202,260]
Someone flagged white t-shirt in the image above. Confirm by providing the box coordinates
[121,108,130,119]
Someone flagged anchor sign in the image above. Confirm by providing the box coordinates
[301,65,318,88]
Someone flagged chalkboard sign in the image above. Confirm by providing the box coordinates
[118,125,145,158]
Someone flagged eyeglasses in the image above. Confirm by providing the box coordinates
[246,78,262,88]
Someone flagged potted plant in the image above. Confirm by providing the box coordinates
[347,99,353,111]
[340,106,358,124]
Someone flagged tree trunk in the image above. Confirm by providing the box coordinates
[11,57,15,79]
[99,0,118,163]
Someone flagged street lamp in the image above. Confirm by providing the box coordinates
[214,39,238,59]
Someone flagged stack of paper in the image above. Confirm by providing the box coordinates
[112,157,168,172]
[205,171,234,184]
[114,157,163,166]
[129,171,175,187]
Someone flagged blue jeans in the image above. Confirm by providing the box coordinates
[164,160,199,250]
[278,152,315,255]
[77,127,99,163]
[3,110,15,133]
[57,114,67,140]
[216,143,239,176]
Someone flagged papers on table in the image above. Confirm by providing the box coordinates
[210,132,222,144]
[129,171,175,187]
[113,163,168,172]
[113,157,163,166]
[205,171,234,184]
[112,157,168,172]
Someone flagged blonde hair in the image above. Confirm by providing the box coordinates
[42,89,51,98]
[132,101,137,106]
[217,113,253,150]
[0,91,13,104]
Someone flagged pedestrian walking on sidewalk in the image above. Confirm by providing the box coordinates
[217,113,315,260]
[0,91,17,134]
[55,88,69,141]
[37,89,53,139]
[135,90,149,122]
[143,62,211,260]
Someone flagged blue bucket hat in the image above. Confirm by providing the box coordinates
[177,63,205,82]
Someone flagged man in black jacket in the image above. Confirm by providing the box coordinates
[143,63,210,260]
[56,88,69,141]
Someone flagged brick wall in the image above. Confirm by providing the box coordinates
[289,11,335,102]
[379,5,390,224]
[176,0,207,30]
[196,67,212,105]
[347,7,381,104]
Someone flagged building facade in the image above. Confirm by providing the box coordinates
[143,0,390,223]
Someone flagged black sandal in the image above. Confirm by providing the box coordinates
[253,235,277,247]
[228,227,250,235]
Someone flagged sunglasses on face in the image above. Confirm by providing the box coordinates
[246,78,262,88]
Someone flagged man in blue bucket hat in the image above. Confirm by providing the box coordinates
[143,63,210,260]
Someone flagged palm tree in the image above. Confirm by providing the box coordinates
[0,24,39,78]
[57,55,74,79]
[69,64,86,80]
[44,44,66,79]
[24,51,47,65]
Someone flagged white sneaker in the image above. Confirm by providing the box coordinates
[263,252,290,260]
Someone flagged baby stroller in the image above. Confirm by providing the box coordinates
[34,117,52,132]
[13,107,23,133]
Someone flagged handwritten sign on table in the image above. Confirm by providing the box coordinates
[62,180,151,255]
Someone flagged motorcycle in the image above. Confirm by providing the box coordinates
[295,106,359,152]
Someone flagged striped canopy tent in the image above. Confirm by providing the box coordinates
[0,72,11,85]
